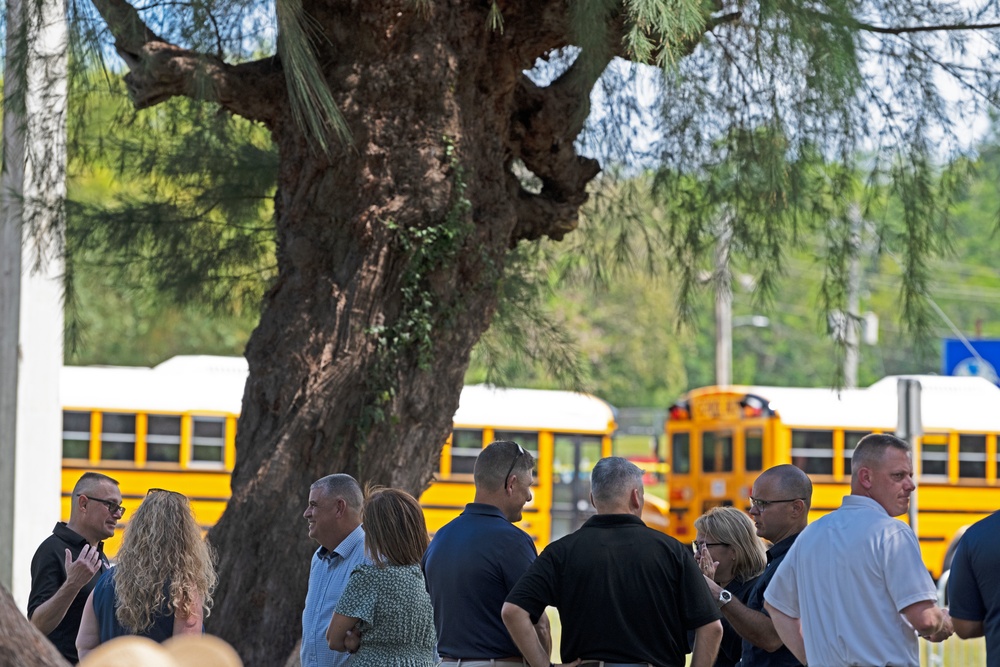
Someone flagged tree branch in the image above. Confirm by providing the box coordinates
[88,0,286,123]
[506,52,607,243]
[805,8,1000,35]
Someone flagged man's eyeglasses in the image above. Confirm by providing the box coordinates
[749,497,803,510]
[80,495,126,516]
[504,444,528,489]
[691,541,728,554]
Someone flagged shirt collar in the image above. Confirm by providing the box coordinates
[842,494,889,515]
[462,503,508,519]
[582,513,645,528]
[766,530,801,562]
[319,523,365,562]
[53,522,105,553]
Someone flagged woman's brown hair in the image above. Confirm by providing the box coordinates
[362,486,429,568]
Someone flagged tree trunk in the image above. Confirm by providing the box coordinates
[206,4,596,665]
[0,584,70,667]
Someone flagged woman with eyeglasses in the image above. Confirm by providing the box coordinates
[76,488,217,659]
[326,486,437,666]
[693,505,767,667]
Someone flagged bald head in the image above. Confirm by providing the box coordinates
[756,464,812,510]
[749,464,811,544]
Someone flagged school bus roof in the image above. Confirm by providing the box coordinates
[62,356,617,434]
[729,375,1000,432]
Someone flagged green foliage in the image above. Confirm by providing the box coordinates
[469,127,1000,402]
[63,80,277,361]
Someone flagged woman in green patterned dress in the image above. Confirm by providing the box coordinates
[326,486,437,666]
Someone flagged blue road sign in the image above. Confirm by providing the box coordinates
[942,339,1000,385]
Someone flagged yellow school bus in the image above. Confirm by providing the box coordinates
[60,356,617,554]
[663,375,1000,578]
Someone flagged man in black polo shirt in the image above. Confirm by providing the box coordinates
[503,457,722,667]
[700,465,809,667]
[28,472,121,663]
[423,440,550,666]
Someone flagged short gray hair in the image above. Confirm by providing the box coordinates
[852,433,910,483]
[591,457,643,506]
[474,441,535,492]
[311,474,364,511]
[73,472,119,496]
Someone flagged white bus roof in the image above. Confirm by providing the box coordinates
[62,356,617,434]
[731,375,1000,432]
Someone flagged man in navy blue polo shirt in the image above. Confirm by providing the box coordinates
[423,440,549,666]
[948,510,1000,666]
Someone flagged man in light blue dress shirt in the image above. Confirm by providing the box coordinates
[301,474,368,667]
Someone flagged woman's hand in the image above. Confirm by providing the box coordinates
[695,544,718,581]
[327,613,360,652]
[343,621,363,653]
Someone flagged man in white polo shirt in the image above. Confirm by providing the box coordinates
[764,433,952,667]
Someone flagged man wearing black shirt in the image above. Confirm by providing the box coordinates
[28,472,121,663]
[700,464,810,667]
[503,457,722,667]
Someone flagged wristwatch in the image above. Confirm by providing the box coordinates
[718,589,733,607]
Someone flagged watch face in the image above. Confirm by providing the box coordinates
[719,590,732,603]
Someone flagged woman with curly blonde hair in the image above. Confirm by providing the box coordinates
[76,488,217,659]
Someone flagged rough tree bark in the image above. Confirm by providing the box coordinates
[0,584,70,667]
[79,1,700,664]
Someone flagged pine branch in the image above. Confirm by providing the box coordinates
[88,0,285,122]
[804,8,1000,35]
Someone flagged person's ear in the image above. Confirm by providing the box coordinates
[858,466,873,490]
[504,475,514,496]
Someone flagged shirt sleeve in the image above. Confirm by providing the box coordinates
[947,536,985,621]
[505,546,557,625]
[334,566,376,624]
[501,531,537,592]
[27,544,64,618]
[882,525,937,613]
[763,543,801,619]
[677,546,722,630]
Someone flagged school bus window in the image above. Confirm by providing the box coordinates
[959,434,987,479]
[842,431,866,477]
[921,436,948,478]
[672,432,690,474]
[702,431,733,473]
[450,429,482,475]
[745,429,763,471]
[63,411,91,459]
[494,431,539,475]
[101,413,137,461]
[191,417,225,463]
[494,431,539,456]
[790,430,833,475]
[147,415,182,463]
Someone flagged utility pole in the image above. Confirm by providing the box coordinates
[0,0,68,605]
[844,204,863,388]
[897,379,922,535]
[715,216,733,386]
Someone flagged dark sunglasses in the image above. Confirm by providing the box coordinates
[504,444,528,489]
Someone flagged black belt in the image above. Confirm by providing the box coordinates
[439,659,523,664]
